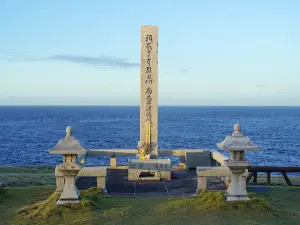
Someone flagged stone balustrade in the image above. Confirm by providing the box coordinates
[210,150,229,166]
[196,166,248,192]
[196,150,249,191]
[87,149,219,169]
[55,166,108,194]
[77,167,108,193]
[210,150,232,182]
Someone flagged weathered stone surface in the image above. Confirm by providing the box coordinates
[87,149,138,157]
[55,177,64,193]
[210,150,229,166]
[128,159,171,181]
[50,126,86,198]
[185,151,211,169]
[196,166,248,193]
[197,176,207,191]
[56,163,82,204]
[128,159,171,171]
[48,126,86,155]
[197,167,231,192]
[87,149,208,157]
[76,166,107,192]
[110,156,117,168]
[140,25,158,159]
[77,166,107,177]
[217,122,260,152]
[197,167,231,176]
[58,174,80,201]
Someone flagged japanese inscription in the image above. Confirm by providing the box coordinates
[145,34,153,121]
[140,25,158,158]
[129,160,170,171]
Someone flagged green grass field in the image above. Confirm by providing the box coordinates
[0,166,300,225]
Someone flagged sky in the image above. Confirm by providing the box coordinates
[0,0,299,106]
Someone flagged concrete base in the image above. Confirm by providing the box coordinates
[226,195,250,201]
[56,199,81,205]
[128,169,171,181]
[60,175,80,198]
[128,159,171,181]
[226,171,249,201]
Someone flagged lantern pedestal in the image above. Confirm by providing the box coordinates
[56,163,82,205]
[225,160,250,201]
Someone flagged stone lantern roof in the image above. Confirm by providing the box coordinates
[217,122,260,151]
[48,126,86,155]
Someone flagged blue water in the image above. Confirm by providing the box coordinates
[0,106,299,167]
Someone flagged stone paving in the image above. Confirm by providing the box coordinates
[77,169,226,196]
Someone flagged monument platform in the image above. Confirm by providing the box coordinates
[128,158,171,181]
[77,169,226,196]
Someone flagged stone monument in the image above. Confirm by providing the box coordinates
[140,25,158,159]
[217,122,260,201]
[128,25,171,181]
[48,126,86,204]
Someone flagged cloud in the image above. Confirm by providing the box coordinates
[10,54,140,69]
[255,84,265,88]
[180,68,188,72]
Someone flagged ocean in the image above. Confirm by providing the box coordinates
[0,106,299,167]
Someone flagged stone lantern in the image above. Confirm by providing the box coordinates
[48,126,86,205]
[217,122,260,201]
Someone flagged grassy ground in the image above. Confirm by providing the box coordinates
[0,166,300,225]
[1,185,300,225]
[0,166,55,187]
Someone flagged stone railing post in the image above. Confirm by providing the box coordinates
[110,156,117,168]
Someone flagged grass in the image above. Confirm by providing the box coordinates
[12,187,101,225]
[0,185,299,225]
[0,166,300,225]
[0,166,56,187]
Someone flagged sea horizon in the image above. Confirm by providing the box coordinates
[0,105,299,168]
[1,105,300,107]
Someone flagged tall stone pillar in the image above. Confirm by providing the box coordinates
[140,25,158,159]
